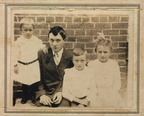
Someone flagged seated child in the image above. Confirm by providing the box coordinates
[88,33,124,108]
[62,45,94,107]
[12,17,47,104]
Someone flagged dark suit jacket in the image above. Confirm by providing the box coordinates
[36,48,73,99]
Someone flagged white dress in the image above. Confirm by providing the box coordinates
[62,67,95,102]
[12,35,45,85]
[88,59,124,108]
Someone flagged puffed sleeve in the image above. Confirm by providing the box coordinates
[62,70,74,102]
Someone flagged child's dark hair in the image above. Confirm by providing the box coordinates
[95,37,112,52]
[48,26,66,40]
[20,17,35,31]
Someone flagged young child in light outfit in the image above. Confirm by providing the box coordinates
[62,45,94,107]
[88,33,124,108]
[13,17,47,104]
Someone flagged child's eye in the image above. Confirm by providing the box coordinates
[104,51,108,54]
[56,39,61,42]
[50,39,54,42]
[98,51,102,53]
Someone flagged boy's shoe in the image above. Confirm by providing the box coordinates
[21,97,28,104]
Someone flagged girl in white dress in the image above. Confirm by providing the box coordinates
[88,34,124,108]
[12,17,46,104]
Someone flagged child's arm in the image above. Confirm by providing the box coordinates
[62,71,74,101]
[112,62,121,91]
[12,41,20,74]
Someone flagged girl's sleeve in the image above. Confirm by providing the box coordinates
[112,62,121,91]
[62,70,74,102]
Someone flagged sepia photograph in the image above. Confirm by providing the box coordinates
[0,2,142,115]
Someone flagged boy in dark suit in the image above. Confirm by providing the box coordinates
[35,26,73,107]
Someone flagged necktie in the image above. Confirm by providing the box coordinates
[54,52,59,65]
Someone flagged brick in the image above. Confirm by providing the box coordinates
[103,30,119,35]
[46,17,54,23]
[38,36,48,41]
[49,23,66,28]
[67,23,84,29]
[14,23,20,28]
[35,23,48,29]
[112,42,118,47]
[109,54,118,59]
[119,42,128,47]
[91,17,99,22]
[112,23,128,29]
[19,17,36,22]
[74,43,85,48]
[100,17,107,22]
[14,30,21,35]
[56,17,63,22]
[118,54,127,59]
[82,17,89,22]
[121,73,127,79]
[118,61,127,66]
[76,36,93,42]
[95,23,111,30]
[120,30,128,35]
[74,17,81,22]
[75,30,85,35]
[112,48,128,53]
[111,36,127,41]
[120,66,128,73]
[33,30,40,35]
[64,43,73,48]
[65,30,74,35]
[109,17,119,22]
[86,30,101,35]
[65,17,72,22]
[121,17,129,22]
[67,36,76,42]
[86,49,94,53]
[84,23,94,29]
[41,30,48,35]
[86,43,96,48]
[89,54,97,60]
[37,17,45,22]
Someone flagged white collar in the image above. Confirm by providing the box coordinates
[52,48,64,56]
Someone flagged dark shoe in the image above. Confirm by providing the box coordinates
[21,97,28,104]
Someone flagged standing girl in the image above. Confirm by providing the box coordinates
[13,17,46,104]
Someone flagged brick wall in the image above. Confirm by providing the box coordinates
[13,14,129,98]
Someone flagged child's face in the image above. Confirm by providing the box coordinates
[48,33,65,52]
[73,54,87,71]
[97,45,110,63]
[21,24,34,39]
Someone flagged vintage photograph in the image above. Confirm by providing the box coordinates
[4,3,140,114]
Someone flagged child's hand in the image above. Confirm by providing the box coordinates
[14,65,19,74]
[40,46,48,54]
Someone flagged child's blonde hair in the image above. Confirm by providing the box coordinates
[95,33,112,52]
[20,17,35,30]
